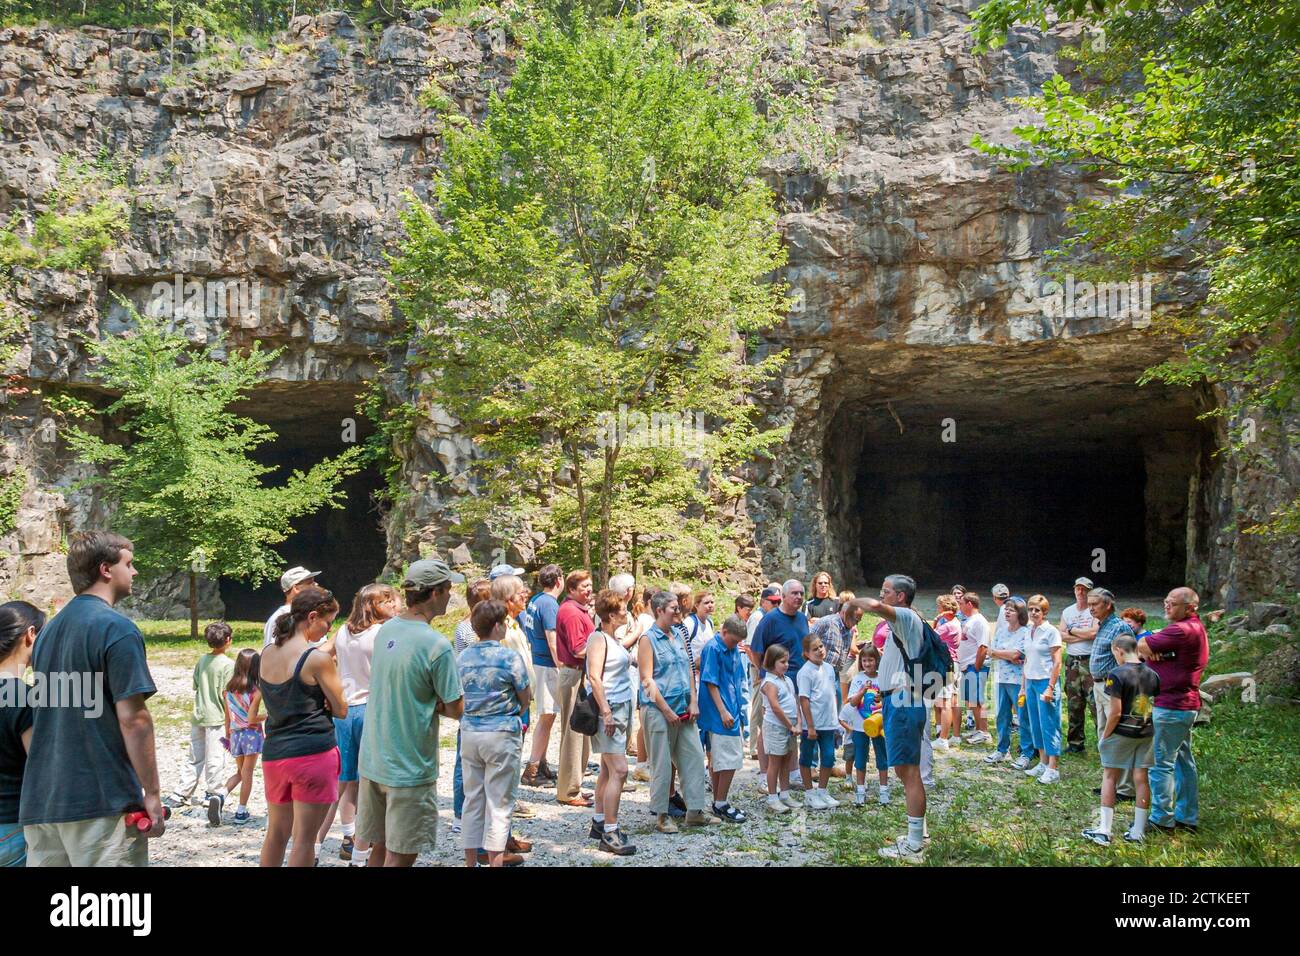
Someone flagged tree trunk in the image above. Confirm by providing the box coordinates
[598,445,615,586]
[189,569,198,640]
[570,442,590,571]
[630,531,639,583]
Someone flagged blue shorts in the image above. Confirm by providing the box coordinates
[851,730,887,772]
[960,666,988,706]
[799,730,837,768]
[333,702,366,783]
[0,824,24,868]
[882,691,925,769]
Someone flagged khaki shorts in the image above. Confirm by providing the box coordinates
[710,732,744,772]
[591,699,633,755]
[356,778,438,856]
[764,721,793,756]
[24,814,149,867]
[1099,733,1155,770]
[533,665,560,717]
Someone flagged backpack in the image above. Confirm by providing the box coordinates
[891,615,954,704]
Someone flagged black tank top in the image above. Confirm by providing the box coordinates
[260,648,335,761]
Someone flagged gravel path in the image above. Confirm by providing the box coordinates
[148,663,850,867]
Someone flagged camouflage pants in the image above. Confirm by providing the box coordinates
[1064,655,1096,749]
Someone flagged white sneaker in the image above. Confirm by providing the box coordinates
[878,837,925,862]
[878,787,891,805]
[451,816,462,834]
[984,751,1008,764]
[975,731,993,744]
[1011,755,1033,771]
[778,790,800,809]
[809,789,830,810]
[853,790,866,807]
[932,737,949,752]
[1038,767,1060,784]
[1024,762,1045,778]
[757,778,768,795]
[819,789,842,808]
[766,794,790,814]
[920,775,935,788]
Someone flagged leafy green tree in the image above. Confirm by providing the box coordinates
[970,0,1300,535]
[392,16,789,584]
[51,303,362,636]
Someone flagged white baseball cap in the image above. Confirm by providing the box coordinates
[1074,576,1094,589]
[281,566,321,592]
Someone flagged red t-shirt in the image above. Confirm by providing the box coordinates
[554,597,595,668]
[1144,614,1208,711]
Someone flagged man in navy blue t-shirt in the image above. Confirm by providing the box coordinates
[751,580,809,793]
[752,580,810,678]
[521,564,564,787]
[21,531,162,866]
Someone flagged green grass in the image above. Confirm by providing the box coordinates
[805,618,1299,867]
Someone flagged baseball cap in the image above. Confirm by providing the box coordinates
[281,566,321,592]
[402,558,466,589]
[1074,576,1094,589]
[760,585,782,601]
[488,564,526,580]
[991,583,1010,598]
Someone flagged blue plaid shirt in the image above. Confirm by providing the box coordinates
[1089,612,1135,681]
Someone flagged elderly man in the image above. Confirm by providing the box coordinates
[1060,576,1099,754]
[1088,588,1137,800]
[850,575,930,861]
[1138,587,1209,834]
[751,580,810,788]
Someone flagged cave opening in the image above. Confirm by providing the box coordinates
[821,348,1213,597]
[217,384,388,622]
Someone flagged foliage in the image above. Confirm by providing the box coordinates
[391,16,790,583]
[51,302,363,635]
[0,465,24,537]
[0,151,129,274]
[969,0,1300,536]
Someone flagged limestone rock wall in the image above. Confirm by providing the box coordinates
[0,3,1295,612]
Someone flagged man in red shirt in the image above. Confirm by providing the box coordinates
[1137,587,1208,834]
[554,570,596,806]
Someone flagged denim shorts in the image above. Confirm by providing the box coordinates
[798,729,837,768]
[960,666,988,706]
[882,692,925,768]
[334,702,366,783]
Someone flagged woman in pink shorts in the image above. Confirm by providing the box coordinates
[257,587,347,867]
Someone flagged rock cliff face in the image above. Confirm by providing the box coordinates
[0,2,1295,613]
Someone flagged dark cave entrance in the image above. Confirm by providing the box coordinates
[217,384,388,622]
[821,349,1213,595]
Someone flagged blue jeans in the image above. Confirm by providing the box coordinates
[1149,707,1198,826]
[0,824,24,868]
[1025,678,1061,757]
[851,730,887,772]
[453,729,464,819]
[995,683,1033,757]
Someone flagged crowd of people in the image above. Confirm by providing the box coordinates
[0,530,1211,866]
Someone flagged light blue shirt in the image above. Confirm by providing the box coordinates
[459,641,530,733]
[638,625,693,714]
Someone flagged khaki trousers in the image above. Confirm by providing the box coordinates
[642,706,709,814]
[555,666,591,801]
[1094,680,1134,797]
[25,814,149,867]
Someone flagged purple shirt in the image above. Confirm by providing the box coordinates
[1145,614,1208,711]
